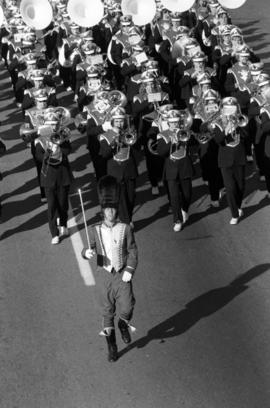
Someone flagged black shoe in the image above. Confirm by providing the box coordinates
[105,330,118,362]
[118,319,131,344]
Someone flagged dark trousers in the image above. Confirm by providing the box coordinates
[31,144,45,198]
[118,179,136,224]
[262,156,270,192]
[221,165,245,218]
[254,142,265,175]
[167,178,192,223]
[44,185,70,237]
[34,159,46,199]
[91,154,107,182]
[59,66,72,88]
[208,169,224,201]
[95,267,135,328]
[144,145,164,187]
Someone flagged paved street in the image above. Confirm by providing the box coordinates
[1,2,270,407]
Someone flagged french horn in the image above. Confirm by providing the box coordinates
[46,106,72,128]
[108,90,128,108]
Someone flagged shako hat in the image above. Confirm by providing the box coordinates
[98,175,120,209]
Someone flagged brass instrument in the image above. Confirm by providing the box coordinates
[195,109,221,144]
[146,103,173,155]
[108,90,128,108]
[20,107,49,144]
[223,113,248,147]
[40,125,71,177]
[19,123,38,144]
[170,110,193,161]
[74,112,88,134]
[112,116,137,162]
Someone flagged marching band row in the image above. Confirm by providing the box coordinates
[1,0,270,241]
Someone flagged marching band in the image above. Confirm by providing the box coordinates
[0,0,269,361]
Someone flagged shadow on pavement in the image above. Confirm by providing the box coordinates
[118,263,270,358]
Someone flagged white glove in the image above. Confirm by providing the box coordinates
[84,248,95,259]
[102,121,111,132]
[122,271,132,282]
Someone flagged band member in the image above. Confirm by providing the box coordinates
[249,74,270,184]
[22,69,58,115]
[192,89,224,206]
[96,0,121,53]
[142,104,173,196]
[0,136,6,217]
[109,15,136,88]
[225,44,259,162]
[212,24,233,96]
[258,95,270,197]
[85,90,115,181]
[156,109,194,231]
[179,50,218,108]
[211,97,248,224]
[82,175,138,362]
[99,107,138,226]
[173,39,201,107]
[35,121,73,244]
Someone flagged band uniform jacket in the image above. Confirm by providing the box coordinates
[86,111,107,157]
[99,129,138,181]
[35,140,73,188]
[89,221,138,276]
[260,107,270,159]
[157,129,194,180]
[212,123,247,168]
[224,63,252,111]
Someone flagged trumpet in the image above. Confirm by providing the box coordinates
[111,119,137,162]
[40,126,71,177]
[170,110,193,161]
[223,113,248,147]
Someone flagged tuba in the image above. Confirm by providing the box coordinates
[121,0,156,26]
[46,106,72,128]
[20,0,53,30]
[67,0,104,28]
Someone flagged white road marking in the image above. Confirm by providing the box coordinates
[68,206,96,286]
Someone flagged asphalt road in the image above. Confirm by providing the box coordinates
[1,2,270,407]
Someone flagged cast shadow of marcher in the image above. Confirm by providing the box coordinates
[118,263,270,358]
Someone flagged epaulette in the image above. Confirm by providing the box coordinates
[131,74,142,84]
[250,95,264,106]
[157,132,170,143]
[18,70,26,79]
[76,63,87,72]
[47,87,56,95]
[260,106,270,118]
[79,85,87,94]
[24,89,32,96]
[133,95,143,104]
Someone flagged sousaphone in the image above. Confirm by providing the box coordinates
[121,0,156,26]
[20,0,53,30]
[67,0,104,28]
